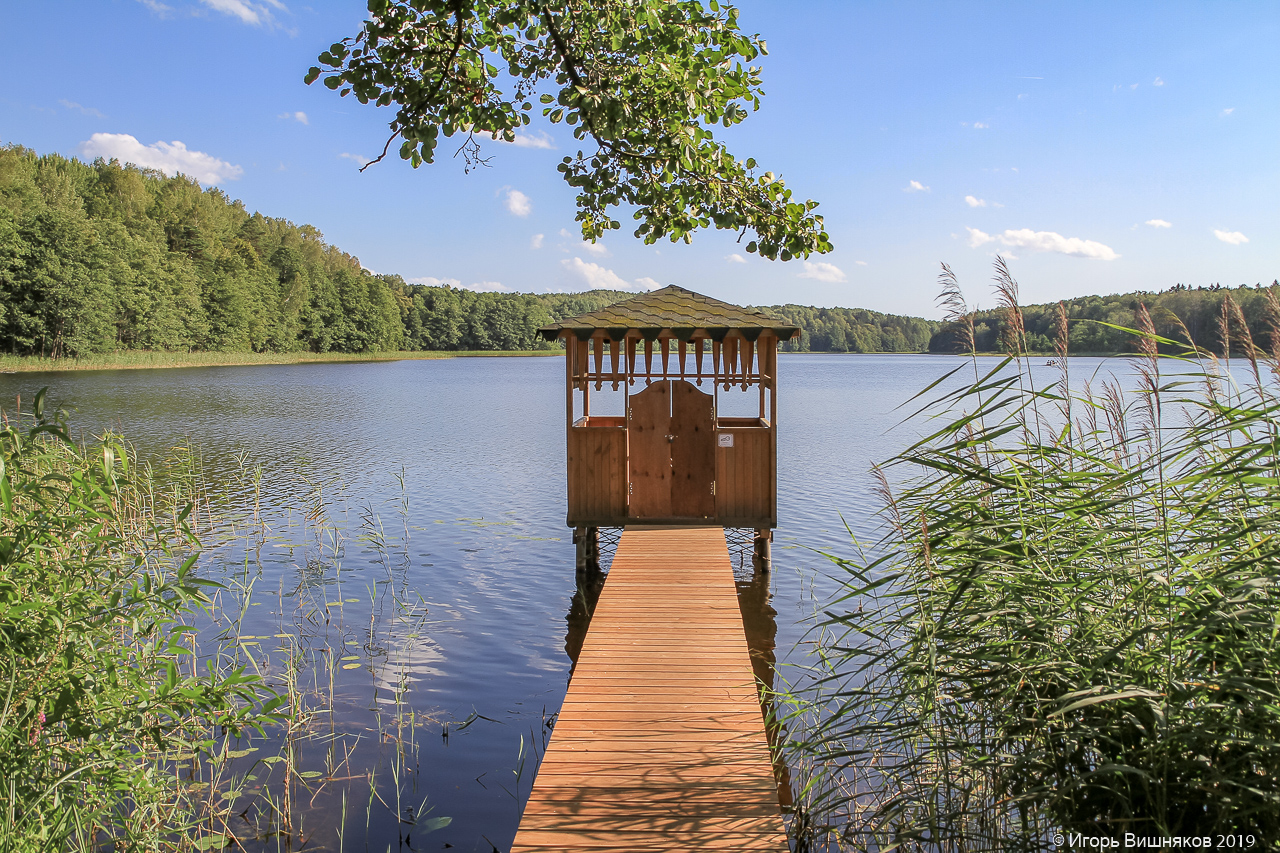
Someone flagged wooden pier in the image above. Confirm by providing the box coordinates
[511,527,787,852]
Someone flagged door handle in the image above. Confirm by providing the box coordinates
[665,434,675,442]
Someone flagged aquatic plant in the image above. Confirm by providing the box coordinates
[0,390,281,852]
[787,263,1280,849]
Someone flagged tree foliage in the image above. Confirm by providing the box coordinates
[929,282,1280,356]
[307,0,831,260]
[0,146,405,357]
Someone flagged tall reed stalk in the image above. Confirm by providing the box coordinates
[786,262,1280,850]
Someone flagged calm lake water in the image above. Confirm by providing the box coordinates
[0,353,1134,851]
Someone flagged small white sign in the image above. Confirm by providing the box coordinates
[718,433,734,448]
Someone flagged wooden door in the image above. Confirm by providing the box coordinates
[627,381,669,518]
[627,380,715,519]
[669,380,715,518]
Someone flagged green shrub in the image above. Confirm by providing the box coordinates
[0,390,278,852]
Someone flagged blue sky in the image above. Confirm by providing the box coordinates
[1,1,1275,317]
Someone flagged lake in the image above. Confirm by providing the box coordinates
[0,353,1129,852]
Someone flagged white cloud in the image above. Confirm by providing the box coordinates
[472,129,555,149]
[725,253,747,264]
[339,152,371,166]
[798,261,847,282]
[580,241,609,257]
[855,260,868,266]
[1145,219,1172,228]
[530,233,544,249]
[137,0,173,15]
[465,281,510,292]
[408,276,461,287]
[905,180,930,193]
[198,0,285,26]
[966,226,1118,260]
[1130,83,1139,90]
[79,133,242,183]
[972,121,989,129]
[1153,77,1164,87]
[59,99,105,118]
[558,228,574,238]
[1214,229,1248,246]
[504,188,531,217]
[1221,107,1234,116]
[279,110,308,125]
[561,258,655,292]
[965,195,987,208]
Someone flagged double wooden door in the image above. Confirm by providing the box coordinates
[627,380,715,519]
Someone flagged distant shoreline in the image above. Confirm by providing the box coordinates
[0,350,560,374]
[0,349,1141,374]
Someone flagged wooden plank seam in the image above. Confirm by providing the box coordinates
[511,527,787,852]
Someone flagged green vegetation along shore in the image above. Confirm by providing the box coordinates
[2,142,1275,368]
[0,348,556,373]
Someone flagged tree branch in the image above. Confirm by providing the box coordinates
[360,0,468,173]
[538,5,609,152]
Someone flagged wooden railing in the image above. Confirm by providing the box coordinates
[568,330,778,391]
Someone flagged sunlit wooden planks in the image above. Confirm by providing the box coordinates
[511,526,787,853]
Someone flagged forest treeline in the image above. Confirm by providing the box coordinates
[929,283,1280,355]
[1,145,1273,359]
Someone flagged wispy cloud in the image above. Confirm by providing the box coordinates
[80,133,242,183]
[904,180,929,193]
[503,188,531,217]
[339,152,371,166]
[1214,229,1248,246]
[137,0,173,15]
[966,226,1118,260]
[1221,107,1235,116]
[408,276,461,287]
[198,0,287,26]
[278,110,308,125]
[1145,219,1172,228]
[965,195,987,208]
[466,281,510,292]
[855,260,868,266]
[725,253,747,264]
[1153,77,1164,87]
[580,241,609,257]
[59,99,105,118]
[798,261,847,282]
[561,258,656,292]
[530,233,544,249]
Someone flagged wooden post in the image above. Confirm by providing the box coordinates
[566,333,575,432]
[752,528,772,572]
[678,339,687,379]
[610,337,621,390]
[695,339,704,385]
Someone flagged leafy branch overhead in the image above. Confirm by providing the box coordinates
[307,0,831,260]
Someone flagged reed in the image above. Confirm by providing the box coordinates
[0,390,281,852]
[786,262,1280,850]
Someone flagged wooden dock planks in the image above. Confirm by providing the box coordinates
[511,526,788,852]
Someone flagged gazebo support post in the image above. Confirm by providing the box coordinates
[752,527,772,573]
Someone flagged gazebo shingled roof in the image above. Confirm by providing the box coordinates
[537,285,800,343]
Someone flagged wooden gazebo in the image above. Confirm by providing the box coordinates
[538,285,799,570]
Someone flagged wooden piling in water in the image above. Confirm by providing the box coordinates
[511,526,787,852]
